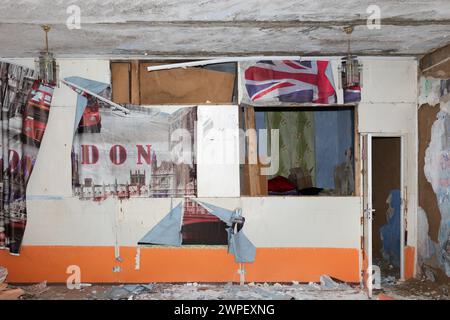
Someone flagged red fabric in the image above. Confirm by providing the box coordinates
[268,176,297,192]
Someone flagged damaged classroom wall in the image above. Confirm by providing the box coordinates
[0,57,418,283]
[417,75,450,280]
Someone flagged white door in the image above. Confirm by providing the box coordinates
[361,134,374,298]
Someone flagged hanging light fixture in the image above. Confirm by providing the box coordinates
[339,26,362,90]
[37,25,57,84]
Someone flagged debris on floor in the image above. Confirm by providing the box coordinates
[381,275,397,286]
[0,266,25,300]
[381,278,450,300]
[16,281,368,300]
[104,284,156,300]
[0,266,7,283]
[0,287,25,300]
[1,273,447,300]
[421,264,437,283]
[22,281,49,298]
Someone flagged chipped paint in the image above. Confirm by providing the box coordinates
[419,77,442,106]
[417,207,436,265]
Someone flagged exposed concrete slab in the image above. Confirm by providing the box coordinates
[0,23,449,57]
[0,1,449,57]
[2,0,450,23]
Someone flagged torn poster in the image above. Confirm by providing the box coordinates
[138,202,183,246]
[0,62,54,254]
[64,77,197,200]
[240,60,337,106]
[139,199,256,263]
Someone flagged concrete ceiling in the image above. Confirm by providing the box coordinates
[1,0,449,57]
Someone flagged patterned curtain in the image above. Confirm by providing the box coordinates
[266,111,315,183]
[0,62,54,255]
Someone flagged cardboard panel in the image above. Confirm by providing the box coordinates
[140,62,235,104]
[111,62,130,103]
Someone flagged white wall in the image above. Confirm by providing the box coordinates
[358,58,418,254]
[0,57,417,259]
[197,105,240,197]
[23,196,361,248]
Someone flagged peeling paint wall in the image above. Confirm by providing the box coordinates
[418,76,450,278]
[424,108,450,276]
[417,207,435,265]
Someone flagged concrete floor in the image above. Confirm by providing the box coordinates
[9,278,449,300]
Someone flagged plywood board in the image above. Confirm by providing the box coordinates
[140,62,235,104]
[243,107,267,196]
[110,62,130,104]
[130,60,140,104]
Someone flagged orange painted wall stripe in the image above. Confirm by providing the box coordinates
[0,246,360,284]
[404,246,415,279]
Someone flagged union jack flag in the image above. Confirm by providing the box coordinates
[243,60,337,104]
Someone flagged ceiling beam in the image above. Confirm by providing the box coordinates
[2,18,450,29]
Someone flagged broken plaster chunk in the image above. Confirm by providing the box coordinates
[273,283,282,288]
[320,275,340,290]
[80,283,92,287]
[422,265,436,282]
[308,282,321,290]
[186,282,199,287]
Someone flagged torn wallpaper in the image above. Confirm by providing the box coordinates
[240,60,337,106]
[66,77,197,200]
[0,62,54,254]
[139,199,256,263]
[424,109,450,276]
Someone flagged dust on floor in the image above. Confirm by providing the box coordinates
[8,278,449,300]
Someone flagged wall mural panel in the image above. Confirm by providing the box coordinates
[0,62,54,254]
[68,79,197,200]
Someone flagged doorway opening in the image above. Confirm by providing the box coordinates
[372,137,402,281]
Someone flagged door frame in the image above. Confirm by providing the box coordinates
[360,132,406,296]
